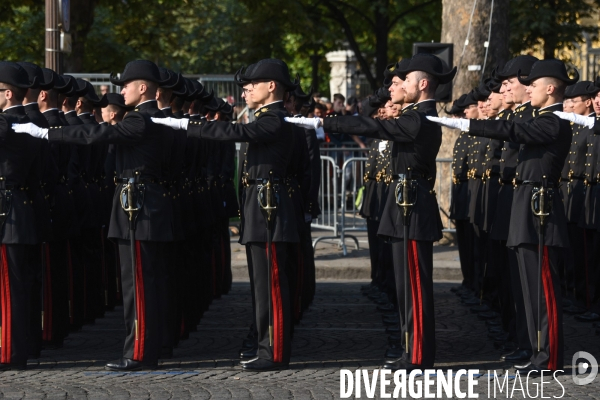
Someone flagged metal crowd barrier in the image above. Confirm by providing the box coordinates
[312,147,455,255]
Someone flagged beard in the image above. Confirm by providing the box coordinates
[404,88,420,104]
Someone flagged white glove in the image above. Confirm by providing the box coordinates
[378,140,388,155]
[151,117,189,130]
[12,122,48,139]
[314,126,325,140]
[553,111,595,129]
[284,116,322,130]
[426,116,470,131]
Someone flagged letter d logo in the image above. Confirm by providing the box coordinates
[572,351,598,385]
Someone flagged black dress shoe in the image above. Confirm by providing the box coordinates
[160,346,173,359]
[385,346,404,359]
[240,356,258,365]
[105,358,156,371]
[575,312,600,322]
[240,347,258,359]
[471,304,491,313]
[463,298,481,306]
[385,325,400,334]
[377,303,395,312]
[478,311,499,320]
[382,358,419,372]
[502,349,533,362]
[514,361,541,375]
[563,305,586,315]
[0,363,26,371]
[242,358,288,371]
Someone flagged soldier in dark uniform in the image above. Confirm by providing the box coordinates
[0,61,43,370]
[447,94,473,294]
[432,59,577,372]
[15,60,176,371]
[153,59,299,372]
[37,69,77,350]
[289,54,457,371]
[15,62,58,359]
[558,82,597,316]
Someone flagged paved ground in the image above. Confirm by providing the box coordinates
[2,279,598,399]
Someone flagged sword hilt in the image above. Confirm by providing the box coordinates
[258,179,277,222]
[269,325,274,346]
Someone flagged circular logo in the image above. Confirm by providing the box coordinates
[572,351,598,385]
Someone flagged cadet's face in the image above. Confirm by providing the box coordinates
[477,100,487,118]
[500,80,513,104]
[402,72,422,104]
[526,78,549,108]
[241,83,258,109]
[101,107,112,123]
[121,81,142,106]
[463,104,479,119]
[508,78,529,104]
[389,76,406,105]
[563,98,574,113]
[571,96,591,116]
[384,101,395,119]
[593,92,600,114]
[487,92,503,117]
[333,99,344,113]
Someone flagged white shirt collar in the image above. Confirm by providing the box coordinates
[135,99,157,107]
[2,105,23,112]
[259,100,283,108]
[42,108,59,114]
[539,103,562,111]
[23,102,38,107]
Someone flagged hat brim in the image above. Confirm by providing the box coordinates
[517,69,579,86]
[398,66,457,85]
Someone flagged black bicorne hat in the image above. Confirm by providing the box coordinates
[59,75,79,97]
[76,78,108,107]
[375,86,391,103]
[183,78,201,102]
[586,80,600,96]
[495,55,539,80]
[564,81,594,98]
[361,96,380,118]
[291,76,313,100]
[397,53,457,84]
[235,58,298,90]
[517,59,579,86]
[110,60,170,86]
[474,79,491,101]
[202,94,221,112]
[197,88,214,103]
[458,90,479,107]
[40,68,59,91]
[220,100,234,116]
[17,62,53,90]
[486,75,502,94]
[0,61,38,88]
[383,59,411,87]
[444,93,468,115]
[101,93,133,111]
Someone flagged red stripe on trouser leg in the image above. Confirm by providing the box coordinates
[542,246,558,371]
[67,241,74,324]
[133,241,146,361]
[408,240,423,365]
[43,245,53,341]
[0,244,12,363]
[268,243,284,363]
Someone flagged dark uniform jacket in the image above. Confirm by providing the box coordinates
[490,103,536,241]
[580,113,600,230]
[42,108,77,240]
[220,142,240,219]
[560,116,593,224]
[0,110,41,244]
[295,116,321,219]
[187,101,298,244]
[450,131,470,221]
[360,141,380,219]
[466,134,487,227]
[48,100,175,242]
[470,103,571,248]
[324,99,443,242]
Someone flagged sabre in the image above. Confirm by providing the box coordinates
[530,175,551,352]
[395,168,417,355]
[257,172,278,346]
[120,173,144,343]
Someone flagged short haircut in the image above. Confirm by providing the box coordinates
[273,81,287,99]
[542,77,566,97]
[140,80,157,92]
[78,96,94,113]
[44,88,59,105]
[107,104,126,120]
[66,95,78,108]
[414,71,439,93]
[333,93,345,103]
[0,83,27,102]
[157,87,173,102]
[314,102,327,113]
[171,96,185,111]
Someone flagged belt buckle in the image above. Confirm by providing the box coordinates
[512,177,517,188]
[241,174,249,188]
[452,175,459,185]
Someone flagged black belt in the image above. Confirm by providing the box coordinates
[499,178,513,185]
[0,185,27,191]
[114,177,158,185]
[244,178,282,186]
[390,173,424,181]
[513,179,556,188]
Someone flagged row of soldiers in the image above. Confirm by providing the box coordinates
[286,53,591,373]
[0,59,320,371]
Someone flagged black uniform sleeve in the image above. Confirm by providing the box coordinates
[188,112,284,143]
[322,111,422,142]
[469,113,561,144]
[305,128,321,211]
[48,112,147,144]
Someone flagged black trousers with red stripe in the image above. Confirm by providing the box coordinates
[391,239,435,368]
[0,244,37,366]
[515,244,564,370]
[43,241,71,346]
[118,239,167,364]
[248,242,291,365]
[455,219,474,291]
